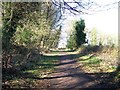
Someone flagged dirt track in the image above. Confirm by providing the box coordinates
[46,52,110,89]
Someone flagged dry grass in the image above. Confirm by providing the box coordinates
[77,45,119,87]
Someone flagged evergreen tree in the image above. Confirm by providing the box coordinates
[74,19,86,48]
[67,19,86,50]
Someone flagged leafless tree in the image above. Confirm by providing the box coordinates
[51,0,119,15]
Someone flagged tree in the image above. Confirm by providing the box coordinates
[67,19,86,49]
[67,32,77,50]
[74,19,86,48]
[51,0,118,15]
[90,27,97,45]
[2,2,62,51]
[2,2,62,69]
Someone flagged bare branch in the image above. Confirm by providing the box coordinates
[51,0,119,15]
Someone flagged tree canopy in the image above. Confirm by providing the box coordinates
[2,2,62,69]
[2,2,62,53]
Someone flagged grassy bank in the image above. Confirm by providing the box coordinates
[77,45,119,87]
[3,54,60,88]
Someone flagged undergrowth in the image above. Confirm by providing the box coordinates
[3,54,59,88]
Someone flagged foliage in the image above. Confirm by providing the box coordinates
[74,19,86,48]
[78,45,118,73]
[66,32,77,50]
[90,27,97,45]
[86,27,118,47]
[3,53,59,88]
[2,2,62,69]
[2,2,62,49]
[67,19,86,49]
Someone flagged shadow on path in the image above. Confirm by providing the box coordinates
[23,52,119,89]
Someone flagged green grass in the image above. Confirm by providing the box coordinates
[21,55,59,77]
[79,55,102,65]
[3,55,60,88]
[78,55,103,73]
[78,54,118,73]
[80,54,93,59]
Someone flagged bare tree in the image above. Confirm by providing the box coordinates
[51,0,119,15]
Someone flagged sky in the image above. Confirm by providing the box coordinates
[58,0,119,48]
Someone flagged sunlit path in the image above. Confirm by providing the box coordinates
[44,52,114,88]
[2,1,119,89]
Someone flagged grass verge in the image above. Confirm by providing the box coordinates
[3,54,59,88]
